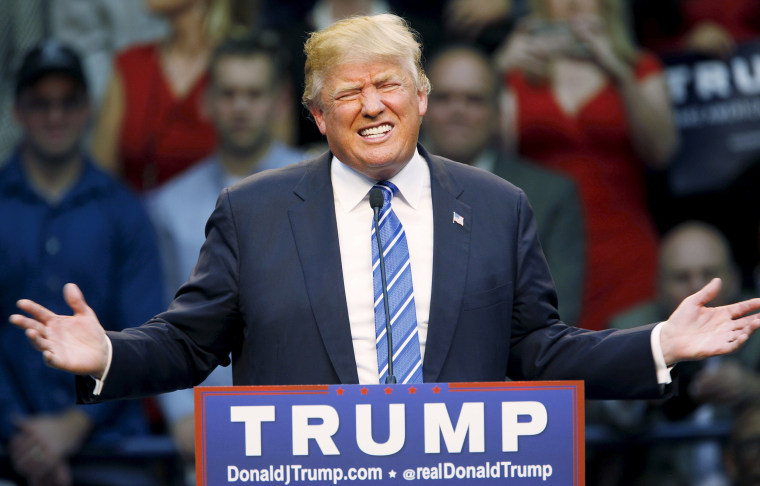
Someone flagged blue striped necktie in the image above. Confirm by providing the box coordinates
[371,181,423,384]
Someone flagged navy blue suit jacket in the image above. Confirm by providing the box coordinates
[79,146,662,402]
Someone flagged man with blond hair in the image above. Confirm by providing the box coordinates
[10,15,760,403]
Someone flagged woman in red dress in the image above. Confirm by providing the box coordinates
[93,0,233,192]
[496,0,678,330]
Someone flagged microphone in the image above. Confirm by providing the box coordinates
[369,187,396,384]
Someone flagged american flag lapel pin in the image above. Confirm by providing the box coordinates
[453,212,464,227]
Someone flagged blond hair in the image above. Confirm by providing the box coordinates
[302,14,431,109]
[205,0,234,45]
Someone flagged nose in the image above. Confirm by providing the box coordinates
[231,93,251,113]
[361,87,385,117]
[46,104,67,123]
[447,95,469,116]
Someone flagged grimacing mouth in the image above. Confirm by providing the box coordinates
[359,123,392,138]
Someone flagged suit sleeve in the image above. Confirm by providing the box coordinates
[78,189,241,403]
[506,191,662,399]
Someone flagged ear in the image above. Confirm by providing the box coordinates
[417,89,428,117]
[310,105,328,135]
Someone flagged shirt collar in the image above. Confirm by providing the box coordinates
[331,148,428,212]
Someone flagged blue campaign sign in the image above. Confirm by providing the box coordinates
[195,381,584,485]
[663,40,760,195]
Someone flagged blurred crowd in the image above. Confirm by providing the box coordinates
[2,0,760,485]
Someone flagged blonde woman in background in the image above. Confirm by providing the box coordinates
[92,0,235,192]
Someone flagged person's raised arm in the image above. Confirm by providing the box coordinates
[570,13,678,168]
[9,283,109,378]
[660,278,760,365]
[494,18,567,155]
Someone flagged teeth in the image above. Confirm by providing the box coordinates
[360,124,392,138]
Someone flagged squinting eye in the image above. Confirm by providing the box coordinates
[336,92,360,101]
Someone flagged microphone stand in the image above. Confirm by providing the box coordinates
[370,188,396,384]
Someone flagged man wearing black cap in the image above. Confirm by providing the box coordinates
[0,40,165,485]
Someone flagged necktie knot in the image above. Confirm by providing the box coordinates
[373,181,398,208]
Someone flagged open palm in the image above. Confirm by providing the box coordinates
[661,278,760,365]
[9,283,109,377]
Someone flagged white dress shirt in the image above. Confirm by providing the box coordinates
[331,149,434,384]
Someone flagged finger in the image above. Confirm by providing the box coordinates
[63,283,91,316]
[64,285,96,321]
[728,331,749,351]
[25,328,52,353]
[687,277,722,306]
[42,349,64,370]
[722,298,760,319]
[733,315,760,339]
[16,299,57,323]
[9,313,46,333]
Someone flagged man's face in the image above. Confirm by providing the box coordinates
[14,74,89,164]
[423,51,496,164]
[310,60,427,181]
[658,229,738,313]
[206,55,281,158]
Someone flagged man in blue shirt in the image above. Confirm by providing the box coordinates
[0,40,164,485]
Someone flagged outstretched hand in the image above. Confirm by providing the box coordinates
[660,278,760,366]
[9,283,109,378]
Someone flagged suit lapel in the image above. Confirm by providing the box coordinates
[422,148,472,382]
[285,148,472,384]
[288,153,359,384]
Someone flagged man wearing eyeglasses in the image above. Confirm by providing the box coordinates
[0,40,164,486]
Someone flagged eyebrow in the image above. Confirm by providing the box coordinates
[374,73,406,86]
[331,72,406,97]
[373,73,395,84]
[331,83,362,98]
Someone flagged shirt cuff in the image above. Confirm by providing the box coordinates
[651,322,673,385]
[91,337,113,396]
